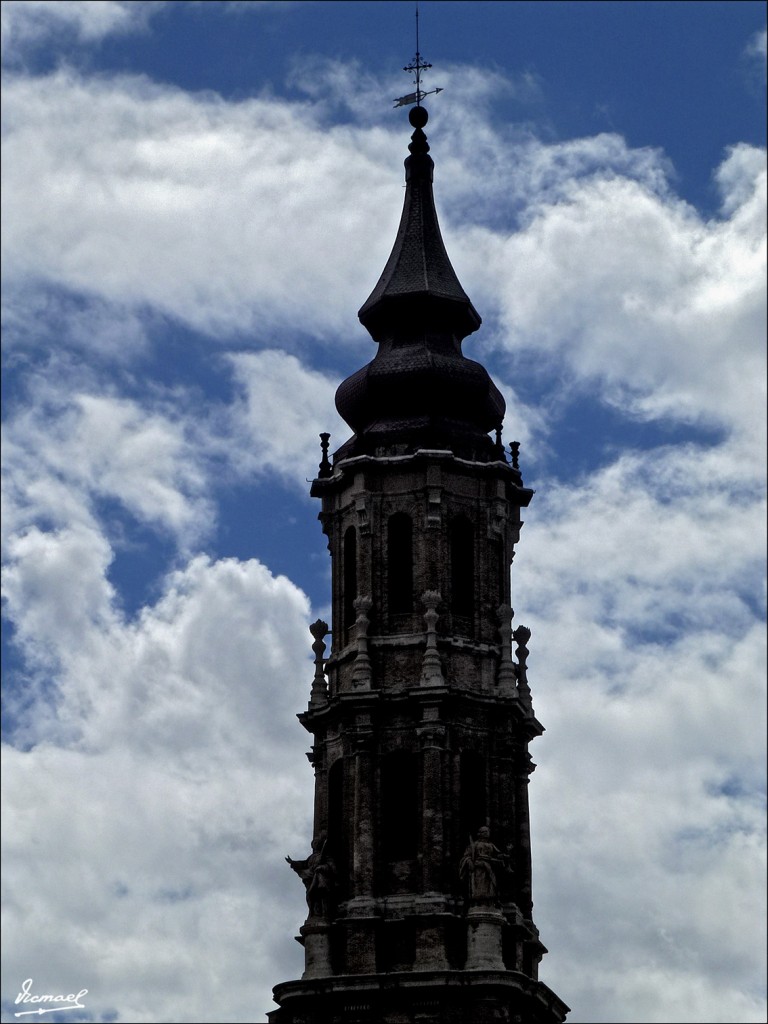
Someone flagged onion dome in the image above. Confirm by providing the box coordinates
[334,106,506,462]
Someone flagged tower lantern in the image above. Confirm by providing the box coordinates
[269,100,569,1024]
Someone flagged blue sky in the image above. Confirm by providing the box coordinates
[1,3,766,1023]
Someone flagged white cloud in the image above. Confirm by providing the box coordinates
[0,65,684,354]
[439,126,674,228]
[1,68,401,344]
[716,142,767,217]
[745,26,767,65]
[534,615,767,1023]
[519,443,765,643]
[226,348,348,483]
[288,55,544,125]
[2,385,214,555]
[1,285,152,361]
[514,438,766,1023]
[458,146,766,443]
[2,553,315,1022]
[0,0,163,59]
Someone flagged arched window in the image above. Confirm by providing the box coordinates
[343,526,357,634]
[450,516,474,618]
[382,751,419,860]
[388,513,413,614]
[460,751,487,839]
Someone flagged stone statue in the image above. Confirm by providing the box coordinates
[460,827,507,901]
[286,833,336,918]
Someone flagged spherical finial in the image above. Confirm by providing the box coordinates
[409,105,428,129]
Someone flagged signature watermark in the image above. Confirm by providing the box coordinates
[14,978,88,1017]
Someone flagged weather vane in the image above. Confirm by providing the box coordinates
[393,2,443,108]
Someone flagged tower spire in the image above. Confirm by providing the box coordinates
[356,101,481,341]
[270,13,568,1024]
[337,54,505,462]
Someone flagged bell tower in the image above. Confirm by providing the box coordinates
[269,100,569,1024]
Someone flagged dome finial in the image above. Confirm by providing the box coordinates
[356,1,480,346]
[336,2,504,463]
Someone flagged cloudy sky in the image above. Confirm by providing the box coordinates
[1,2,766,1022]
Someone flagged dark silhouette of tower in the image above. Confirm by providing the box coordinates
[269,103,569,1024]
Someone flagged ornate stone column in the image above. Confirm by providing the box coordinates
[514,752,535,919]
[300,919,332,980]
[308,619,329,707]
[415,709,449,971]
[465,902,506,970]
[513,624,533,708]
[352,596,373,690]
[420,590,444,687]
[496,604,518,696]
[418,711,445,892]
